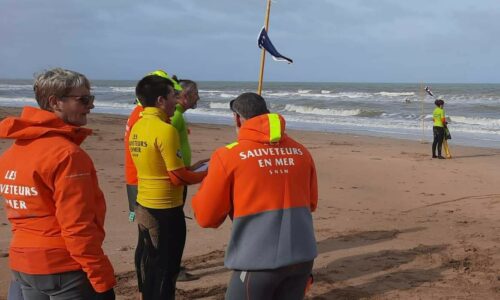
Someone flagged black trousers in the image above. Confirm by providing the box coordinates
[432,126,445,156]
[135,205,186,300]
[182,186,188,208]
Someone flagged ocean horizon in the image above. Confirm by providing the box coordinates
[2,79,500,149]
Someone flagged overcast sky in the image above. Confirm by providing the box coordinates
[1,0,500,83]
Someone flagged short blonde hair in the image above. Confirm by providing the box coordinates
[33,68,90,111]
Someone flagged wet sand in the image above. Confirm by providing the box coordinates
[0,106,499,299]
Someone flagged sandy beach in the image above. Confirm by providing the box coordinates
[0,105,499,299]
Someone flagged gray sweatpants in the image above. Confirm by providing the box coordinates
[7,279,23,300]
[12,270,97,300]
[226,260,314,300]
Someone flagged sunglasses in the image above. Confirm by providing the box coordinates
[61,94,95,106]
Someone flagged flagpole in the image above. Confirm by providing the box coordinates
[257,0,272,95]
[420,83,425,143]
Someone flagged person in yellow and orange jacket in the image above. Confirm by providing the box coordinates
[130,75,207,300]
[124,70,183,223]
[432,99,447,159]
[0,68,116,299]
[192,92,318,300]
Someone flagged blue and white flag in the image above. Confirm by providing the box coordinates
[425,86,434,97]
[257,27,293,64]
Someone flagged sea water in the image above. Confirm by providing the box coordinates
[1,80,500,148]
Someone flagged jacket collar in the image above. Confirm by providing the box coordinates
[0,106,92,145]
[141,107,169,122]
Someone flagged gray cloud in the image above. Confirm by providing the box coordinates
[1,0,499,82]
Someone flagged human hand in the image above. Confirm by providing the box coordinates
[190,159,210,171]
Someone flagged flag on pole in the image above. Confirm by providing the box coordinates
[425,86,434,97]
[257,27,293,64]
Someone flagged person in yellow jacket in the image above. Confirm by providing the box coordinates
[124,70,183,223]
[432,99,447,159]
[129,75,207,299]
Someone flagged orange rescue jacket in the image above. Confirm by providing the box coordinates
[192,113,318,270]
[124,105,144,185]
[0,107,116,292]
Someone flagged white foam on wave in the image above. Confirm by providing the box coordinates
[219,93,238,99]
[283,113,424,130]
[209,102,229,109]
[423,94,500,105]
[0,84,33,91]
[185,105,500,140]
[93,100,135,109]
[265,92,294,97]
[327,92,372,99]
[284,104,360,116]
[0,97,36,104]
[265,91,372,99]
[450,116,500,129]
[333,92,370,98]
[109,87,135,93]
[377,92,415,97]
[298,89,312,94]
[321,90,331,94]
[199,89,224,93]
[185,108,232,118]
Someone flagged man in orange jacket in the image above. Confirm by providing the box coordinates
[192,92,318,300]
[0,68,116,299]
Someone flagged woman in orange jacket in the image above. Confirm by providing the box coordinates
[0,68,116,299]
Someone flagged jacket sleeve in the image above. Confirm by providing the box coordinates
[170,108,183,132]
[124,107,141,185]
[158,126,185,171]
[53,150,116,293]
[169,168,207,186]
[309,155,318,212]
[191,151,232,228]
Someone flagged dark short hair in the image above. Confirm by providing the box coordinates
[135,75,174,107]
[434,99,445,106]
[230,92,270,119]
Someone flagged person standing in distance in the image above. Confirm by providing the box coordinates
[432,99,447,159]
[192,92,318,300]
[0,68,116,299]
[130,75,207,299]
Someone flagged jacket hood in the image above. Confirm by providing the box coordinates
[238,113,287,144]
[0,106,92,145]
